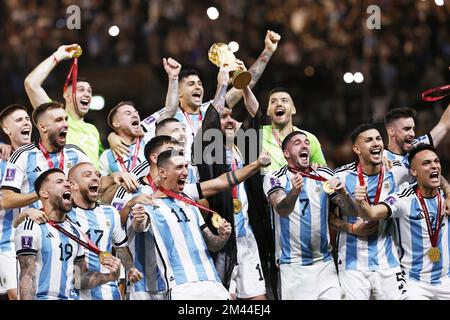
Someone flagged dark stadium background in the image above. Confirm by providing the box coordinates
[0,0,449,176]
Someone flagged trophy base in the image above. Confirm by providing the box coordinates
[232,70,252,89]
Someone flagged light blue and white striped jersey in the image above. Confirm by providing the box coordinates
[99,136,149,176]
[263,166,335,266]
[112,179,164,295]
[0,159,17,253]
[145,197,221,289]
[15,218,85,300]
[225,148,252,238]
[112,175,202,295]
[140,101,212,162]
[0,142,91,211]
[67,204,127,300]
[383,133,433,169]
[383,188,449,285]
[334,161,410,271]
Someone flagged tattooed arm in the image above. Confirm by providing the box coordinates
[201,219,232,252]
[212,66,230,116]
[115,247,134,270]
[18,255,37,300]
[74,255,121,289]
[268,173,303,217]
[225,30,281,108]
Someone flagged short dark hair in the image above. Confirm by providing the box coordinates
[408,144,437,165]
[179,69,201,82]
[32,102,65,126]
[64,76,90,93]
[268,87,291,100]
[107,101,136,130]
[34,168,64,196]
[351,123,378,144]
[144,135,177,161]
[384,107,416,127]
[281,131,307,151]
[0,104,28,126]
[157,149,184,168]
[156,118,181,136]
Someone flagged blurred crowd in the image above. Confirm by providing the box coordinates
[1,0,449,174]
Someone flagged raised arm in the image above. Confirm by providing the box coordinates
[242,86,259,118]
[212,66,231,116]
[225,30,281,108]
[200,152,271,198]
[268,173,303,217]
[201,219,231,252]
[0,189,38,210]
[159,58,181,121]
[24,44,80,108]
[18,255,37,300]
[430,101,450,147]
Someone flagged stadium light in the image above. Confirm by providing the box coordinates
[90,96,105,111]
[108,25,120,37]
[228,41,239,53]
[354,72,364,83]
[207,7,220,20]
[343,72,354,83]
[435,0,444,6]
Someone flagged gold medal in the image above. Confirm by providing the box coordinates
[211,212,223,229]
[322,181,335,195]
[67,46,83,58]
[98,251,112,264]
[233,199,242,214]
[428,247,441,262]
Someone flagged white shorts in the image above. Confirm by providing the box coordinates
[279,259,342,300]
[339,267,407,300]
[407,277,450,300]
[127,291,166,300]
[0,251,17,293]
[229,234,266,299]
[170,281,231,300]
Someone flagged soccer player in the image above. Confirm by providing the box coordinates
[0,105,32,300]
[67,162,142,300]
[99,101,148,176]
[24,44,103,168]
[354,144,450,299]
[332,124,411,300]
[14,168,121,300]
[263,131,349,299]
[383,105,450,168]
[0,102,90,213]
[110,31,281,160]
[262,88,326,174]
[138,150,232,300]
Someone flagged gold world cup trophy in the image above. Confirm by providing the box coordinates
[208,43,252,89]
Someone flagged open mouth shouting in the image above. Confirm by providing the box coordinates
[20,127,31,141]
[88,183,99,197]
[177,176,187,192]
[192,91,202,105]
[58,130,68,144]
[369,146,382,161]
[79,97,91,110]
[429,171,440,184]
[274,106,286,117]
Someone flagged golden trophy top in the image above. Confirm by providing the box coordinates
[208,43,237,69]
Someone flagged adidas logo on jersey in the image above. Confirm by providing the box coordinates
[46,232,54,238]
[33,166,42,172]
[169,276,175,282]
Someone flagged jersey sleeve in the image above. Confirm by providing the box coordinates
[15,218,41,256]
[98,151,111,176]
[183,183,201,201]
[412,133,433,148]
[1,151,26,193]
[381,192,407,219]
[263,172,284,199]
[305,131,327,166]
[111,207,128,247]
[391,162,415,186]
